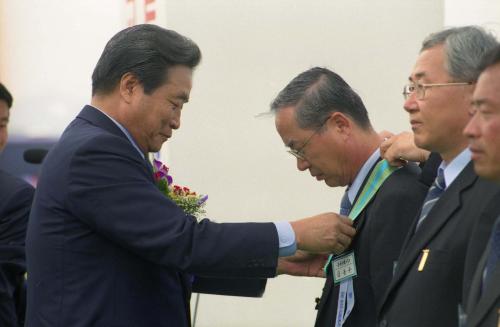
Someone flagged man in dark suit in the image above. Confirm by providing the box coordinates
[25,25,356,327]
[377,26,500,327]
[270,67,428,327]
[0,82,34,326]
[463,44,500,327]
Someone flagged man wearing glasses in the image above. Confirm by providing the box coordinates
[270,67,428,327]
[378,26,500,327]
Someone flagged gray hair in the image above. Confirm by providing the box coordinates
[270,67,371,130]
[422,25,498,82]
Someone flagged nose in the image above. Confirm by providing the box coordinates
[296,157,310,171]
[463,112,480,139]
[170,111,181,130]
[403,94,418,113]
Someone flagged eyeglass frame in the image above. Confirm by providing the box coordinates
[402,81,472,100]
[287,118,329,160]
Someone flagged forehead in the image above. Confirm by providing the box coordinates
[411,44,449,81]
[274,106,304,146]
[166,66,192,88]
[155,65,193,101]
[0,100,9,120]
[474,63,500,101]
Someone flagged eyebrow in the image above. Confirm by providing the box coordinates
[285,140,295,149]
[409,72,426,82]
[471,99,486,106]
[175,92,189,103]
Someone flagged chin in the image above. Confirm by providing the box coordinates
[475,165,500,182]
[325,179,341,188]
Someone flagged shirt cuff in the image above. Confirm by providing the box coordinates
[273,221,297,257]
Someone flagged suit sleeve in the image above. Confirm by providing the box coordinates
[65,134,279,278]
[0,178,33,326]
[193,276,267,297]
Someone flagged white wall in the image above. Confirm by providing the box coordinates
[445,0,500,36]
[163,1,443,326]
[0,1,448,326]
[0,0,124,137]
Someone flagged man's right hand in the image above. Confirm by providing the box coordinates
[290,213,356,254]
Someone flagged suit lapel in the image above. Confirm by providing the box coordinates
[380,163,477,312]
[76,105,153,179]
[466,248,487,316]
[467,248,500,327]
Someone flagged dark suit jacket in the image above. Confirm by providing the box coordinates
[26,106,279,327]
[465,238,500,327]
[463,194,500,315]
[0,169,34,327]
[378,163,500,327]
[314,160,428,327]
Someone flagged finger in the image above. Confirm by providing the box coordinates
[336,232,352,249]
[333,242,347,255]
[378,130,394,140]
[379,138,393,155]
[338,215,354,225]
[337,219,356,238]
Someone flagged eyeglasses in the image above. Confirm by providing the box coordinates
[287,121,327,160]
[402,81,472,100]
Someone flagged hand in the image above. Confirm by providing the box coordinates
[380,131,430,166]
[277,250,328,277]
[290,212,355,254]
[378,130,394,141]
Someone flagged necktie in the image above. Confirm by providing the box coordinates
[335,191,354,327]
[415,168,446,231]
[483,216,500,289]
[340,191,352,216]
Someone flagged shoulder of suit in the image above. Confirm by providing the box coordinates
[0,169,35,202]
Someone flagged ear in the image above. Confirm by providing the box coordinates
[119,73,141,104]
[327,112,352,136]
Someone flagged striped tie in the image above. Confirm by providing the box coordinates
[340,191,352,216]
[415,168,446,231]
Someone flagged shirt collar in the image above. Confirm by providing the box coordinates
[346,148,381,204]
[89,105,145,160]
[438,148,471,189]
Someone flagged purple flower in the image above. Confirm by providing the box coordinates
[153,159,173,185]
[198,195,208,205]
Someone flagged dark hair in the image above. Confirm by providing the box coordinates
[421,26,498,82]
[477,44,500,74]
[270,67,371,130]
[0,83,13,108]
[92,24,201,96]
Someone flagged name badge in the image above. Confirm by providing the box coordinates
[332,251,357,284]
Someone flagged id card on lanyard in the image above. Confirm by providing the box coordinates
[323,159,397,327]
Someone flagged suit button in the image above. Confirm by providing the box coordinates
[379,319,388,327]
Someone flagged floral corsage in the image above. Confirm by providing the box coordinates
[153,159,208,219]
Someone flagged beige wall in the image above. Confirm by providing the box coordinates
[0,1,450,326]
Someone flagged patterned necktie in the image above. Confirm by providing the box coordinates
[483,216,500,289]
[415,168,446,231]
[340,191,352,216]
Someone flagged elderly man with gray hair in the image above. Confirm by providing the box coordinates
[378,26,500,327]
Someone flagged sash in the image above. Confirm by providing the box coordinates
[322,159,398,326]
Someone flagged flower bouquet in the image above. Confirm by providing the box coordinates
[153,159,208,219]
